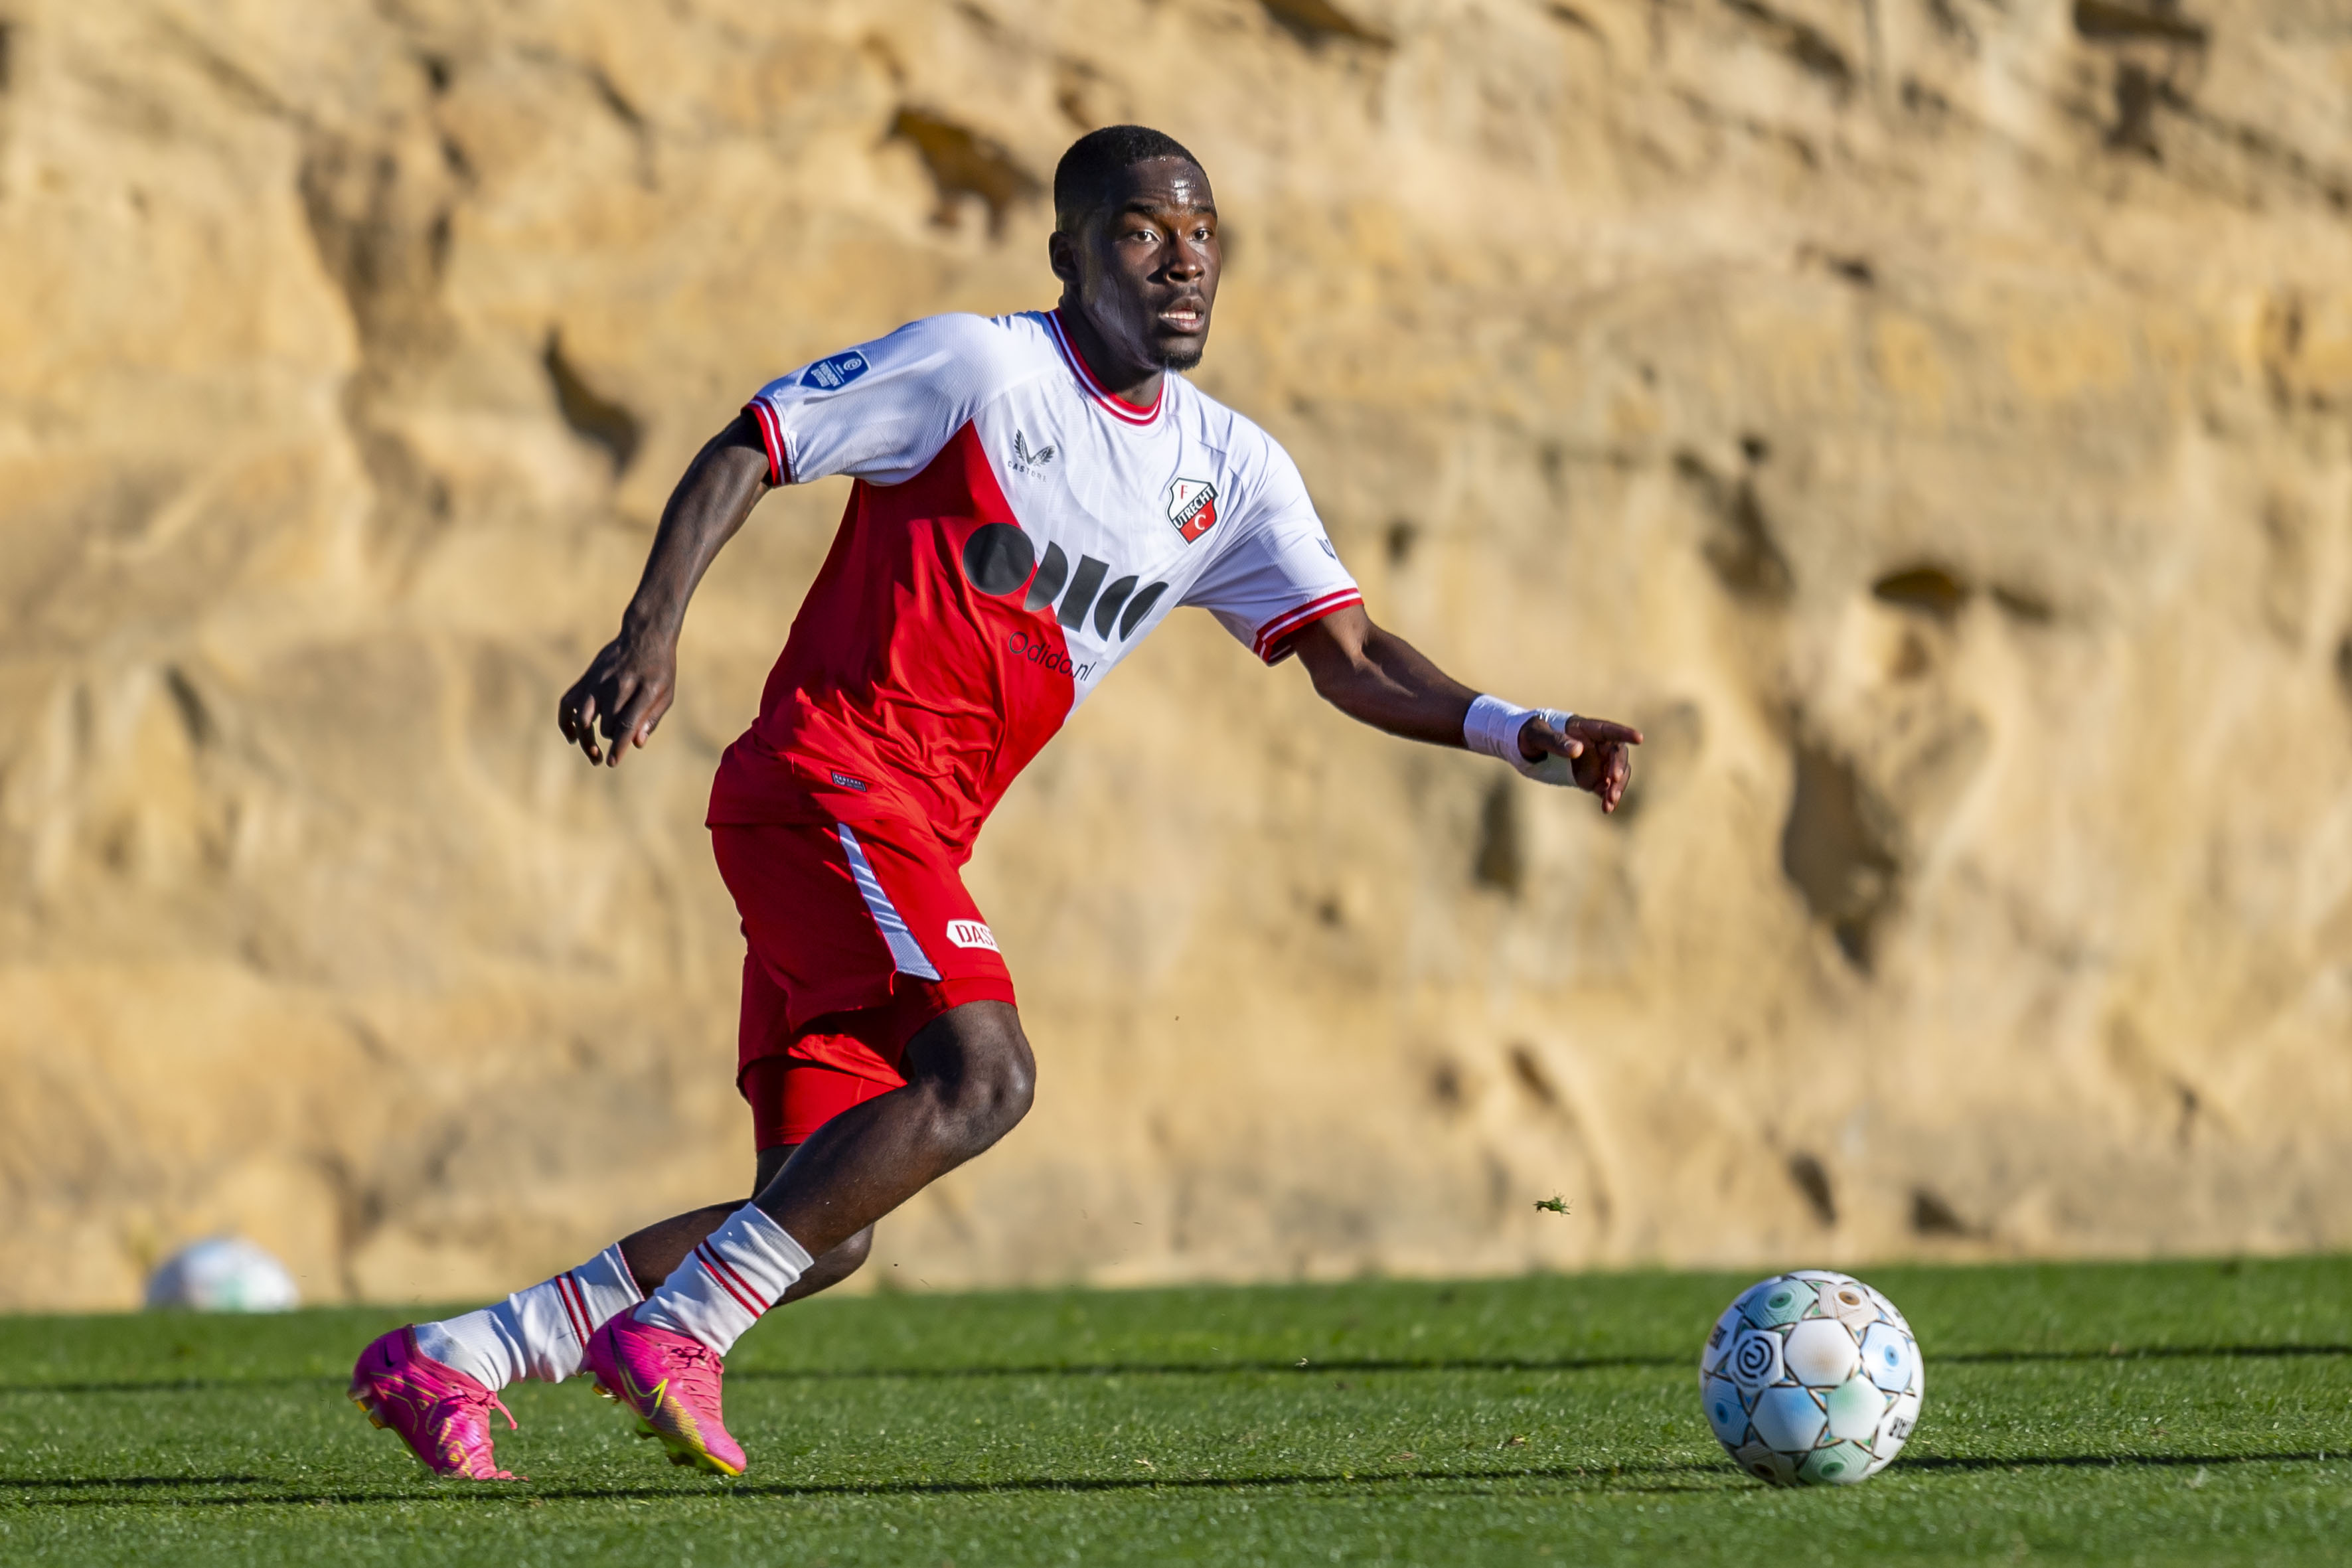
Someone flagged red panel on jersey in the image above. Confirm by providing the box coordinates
[708,423,1075,856]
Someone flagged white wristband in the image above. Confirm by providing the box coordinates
[1464,694,1580,786]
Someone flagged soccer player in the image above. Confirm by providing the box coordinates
[349,125,1639,1480]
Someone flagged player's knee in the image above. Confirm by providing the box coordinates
[906,1002,1034,1152]
[941,1038,1030,1146]
[929,1020,1033,1146]
[975,1039,1034,1130]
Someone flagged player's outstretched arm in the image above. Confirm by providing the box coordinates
[1287,605,1642,812]
[558,413,773,766]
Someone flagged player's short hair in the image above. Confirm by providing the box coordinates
[1053,125,1204,232]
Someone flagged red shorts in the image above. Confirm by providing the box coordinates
[713,809,1015,1150]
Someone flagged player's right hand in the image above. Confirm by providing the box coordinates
[558,633,677,767]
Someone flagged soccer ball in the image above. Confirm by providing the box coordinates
[144,1237,300,1312]
[1699,1270,1922,1486]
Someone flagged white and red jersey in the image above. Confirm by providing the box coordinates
[710,309,1362,856]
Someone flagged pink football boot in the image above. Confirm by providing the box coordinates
[584,1313,747,1476]
[348,1326,519,1480]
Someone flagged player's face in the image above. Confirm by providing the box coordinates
[1063,159,1221,374]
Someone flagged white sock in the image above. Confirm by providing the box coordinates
[634,1205,812,1356]
[412,1243,644,1390]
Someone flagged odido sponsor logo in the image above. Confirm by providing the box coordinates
[960,524,1171,646]
[1005,629,1093,682]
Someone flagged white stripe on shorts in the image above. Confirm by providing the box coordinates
[835,824,943,981]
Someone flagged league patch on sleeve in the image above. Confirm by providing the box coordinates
[1167,477,1219,543]
[801,350,871,391]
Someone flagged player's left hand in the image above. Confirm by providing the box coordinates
[1521,714,1642,813]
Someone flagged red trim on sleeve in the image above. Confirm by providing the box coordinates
[1253,589,1364,663]
[745,399,791,485]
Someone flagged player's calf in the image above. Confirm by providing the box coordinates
[782,1223,874,1301]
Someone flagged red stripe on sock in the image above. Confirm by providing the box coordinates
[706,1242,777,1314]
[556,1273,592,1345]
[700,1242,771,1315]
[694,1242,767,1319]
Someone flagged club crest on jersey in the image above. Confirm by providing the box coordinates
[800,350,870,391]
[1009,431,1058,475]
[1167,477,1219,543]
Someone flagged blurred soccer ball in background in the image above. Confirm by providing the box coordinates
[1699,1270,1923,1485]
[144,1237,300,1312]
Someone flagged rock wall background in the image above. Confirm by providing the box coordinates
[3,0,2351,1309]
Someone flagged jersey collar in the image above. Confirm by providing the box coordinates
[1046,309,1166,428]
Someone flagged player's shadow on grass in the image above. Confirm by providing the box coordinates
[0,1475,268,1490]
[0,1462,1742,1508]
[1942,1344,2352,1365]
[0,1375,332,1395]
[730,1342,2352,1382]
[6,1342,2347,1397]
[730,1353,1685,1383]
[0,1361,1689,1395]
[1901,1451,2335,1472]
[11,1452,2341,1510]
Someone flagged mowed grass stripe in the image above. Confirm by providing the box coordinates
[5,1259,2352,1565]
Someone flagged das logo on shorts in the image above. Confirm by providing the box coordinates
[945,920,1000,952]
[1166,477,1218,542]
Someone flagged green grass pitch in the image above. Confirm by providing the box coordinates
[5,1258,2352,1565]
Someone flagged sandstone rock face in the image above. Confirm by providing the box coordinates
[3,0,2350,1309]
